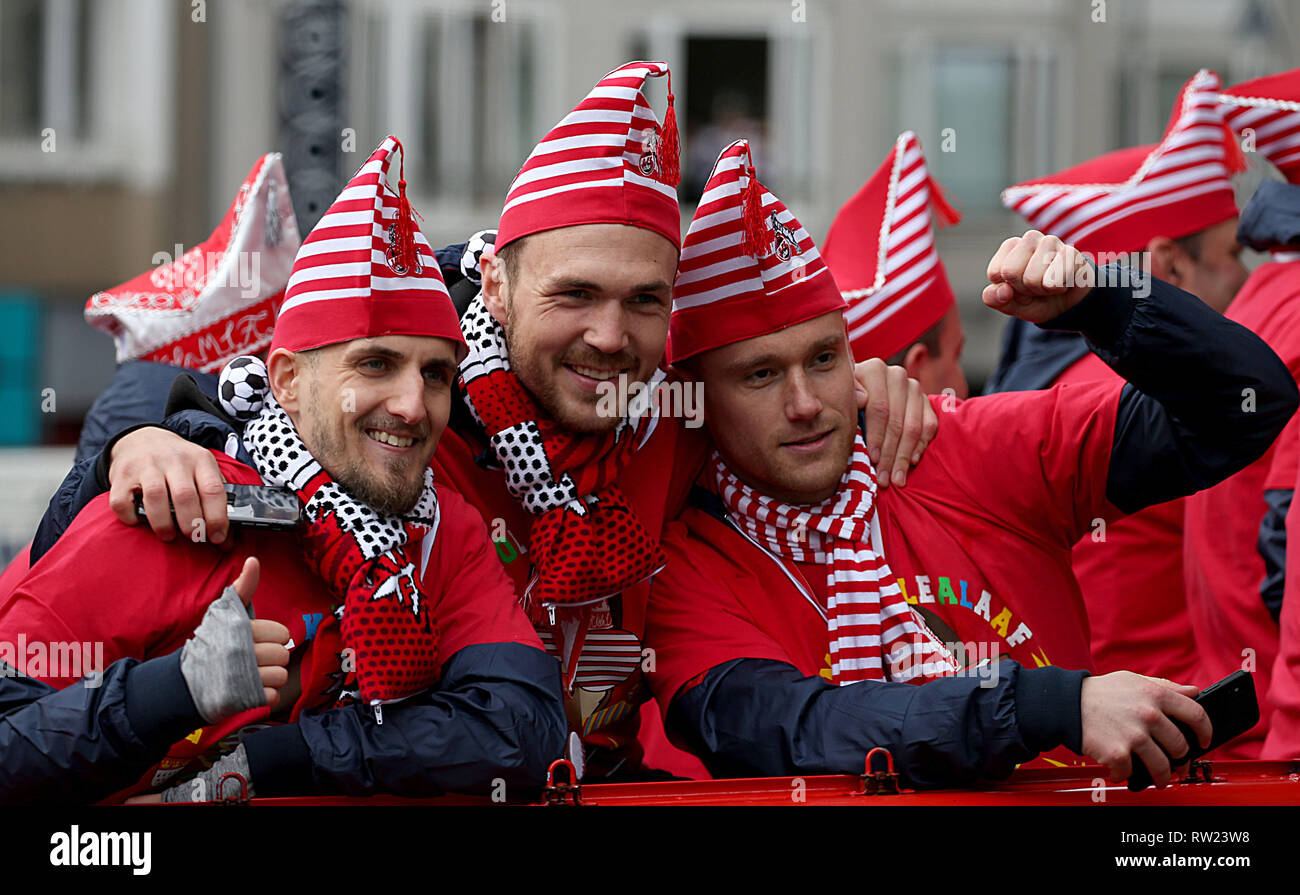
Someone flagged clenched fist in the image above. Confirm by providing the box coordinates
[983,230,1095,323]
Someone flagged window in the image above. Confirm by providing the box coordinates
[892,42,1056,213]
[638,21,821,210]
[0,0,92,142]
[0,0,172,185]
[930,48,1013,211]
[682,37,769,198]
[350,0,551,210]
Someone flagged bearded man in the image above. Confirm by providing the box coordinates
[75,63,935,780]
[0,137,564,803]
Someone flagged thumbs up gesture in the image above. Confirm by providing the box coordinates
[983,230,1095,323]
[181,556,292,724]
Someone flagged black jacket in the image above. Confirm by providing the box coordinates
[0,641,566,803]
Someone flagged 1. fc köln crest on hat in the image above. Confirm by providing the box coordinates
[668,139,846,363]
[639,127,663,177]
[384,221,423,276]
[769,212,801,261]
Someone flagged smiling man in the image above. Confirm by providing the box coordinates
[73,63,936,780]
[0,137,564,803]
[292,338,449,514]
[485,224,678,433]
[644,141,1295,787]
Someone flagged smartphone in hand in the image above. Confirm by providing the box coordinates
[134,482,301,531]
[1127,670,1259,792]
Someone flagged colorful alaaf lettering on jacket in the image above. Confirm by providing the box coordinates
[895,573,1044,663]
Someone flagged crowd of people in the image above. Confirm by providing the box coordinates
[1,59,1299,803]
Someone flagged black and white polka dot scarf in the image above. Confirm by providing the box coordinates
[218,356,443,708]
[457,292,667,688]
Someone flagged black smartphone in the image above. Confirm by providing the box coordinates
[134,482,301,531]
[1127,670,1259,792]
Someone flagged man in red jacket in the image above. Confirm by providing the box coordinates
[1196,67,1300,757]
[646,141,1293,784]
[0,137,563,802]
[986,69,1250,693]
[88,63,936,780]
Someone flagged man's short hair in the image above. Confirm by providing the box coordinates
[495,237,524,287]
[884,316,944,366]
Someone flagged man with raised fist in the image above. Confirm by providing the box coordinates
[986,70,1249,703]
[644,142,1294,787]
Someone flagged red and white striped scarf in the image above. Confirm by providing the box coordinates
[710,434,958,685]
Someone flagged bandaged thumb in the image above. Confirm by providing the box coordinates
[180,586,265,724]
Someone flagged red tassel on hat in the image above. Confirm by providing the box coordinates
[1222,122,1249,175]
[393,138,421,273]
[927,176,962,228]
[659,71,681,187]
[740,156,767,259]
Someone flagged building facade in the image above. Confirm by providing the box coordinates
[1,0,1294,452]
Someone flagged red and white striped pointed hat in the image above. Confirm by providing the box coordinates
[1219,68,1300,184]
[496,60,681,251]
[272,136,465,359]
[669,140,846,363]
[85,153,300,373]
[1002,69,1244,255]
[822,131,961,362]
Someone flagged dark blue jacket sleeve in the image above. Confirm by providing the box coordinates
[1260,489,1291,623]
[1237,179,1300,252]
[31,450,119,565]
[435,241,469,287]
[31,371,233,565]
[31,412,241,566]
[0,651,205,804]
[241,642,567,797]
[1040,266,1300,513]
[670,658,1086,789]
[74,362,219,464]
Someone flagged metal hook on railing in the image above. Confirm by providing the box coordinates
[542,758,582,806]
[860,747,901,795]
[215,772,249,805]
